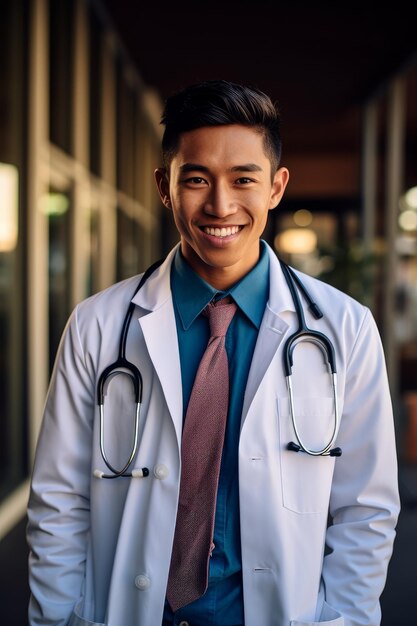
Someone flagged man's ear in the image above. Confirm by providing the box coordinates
[269,167,289,210]
[154,168,172,208]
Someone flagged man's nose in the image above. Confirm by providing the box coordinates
[203,183,238,217]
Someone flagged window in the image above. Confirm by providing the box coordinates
[116,59,137,196]
[49,0,74,153]
[46,185,73,372]
[88,207,101,295]
[116,208,143,281]
[89,6,103,177]
[0,0,28,498]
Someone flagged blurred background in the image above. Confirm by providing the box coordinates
[1,0,417,623]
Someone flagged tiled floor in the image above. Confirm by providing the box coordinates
[2,463,416,625]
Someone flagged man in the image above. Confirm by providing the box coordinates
[27,80,400,626]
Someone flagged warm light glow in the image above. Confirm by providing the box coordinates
[275,228,317,254]
[399,210,417,232]
[405,186,417,209]
[40,192,70,216]
[399,186,417,211]
[293,209,313,227]
[0,163,19,252]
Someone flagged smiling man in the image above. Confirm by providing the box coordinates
[155,123,288,289]
[27,80,399,626]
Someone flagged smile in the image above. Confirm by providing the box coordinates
[202,226,241,238]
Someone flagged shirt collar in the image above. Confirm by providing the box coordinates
[171,241,270,331]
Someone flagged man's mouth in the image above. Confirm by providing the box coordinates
[202,225,242,238]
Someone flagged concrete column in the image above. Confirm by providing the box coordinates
[362,100,378,310]
[384,77,406,398]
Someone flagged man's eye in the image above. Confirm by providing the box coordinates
[184,177,206,184]
[236,177,253,184]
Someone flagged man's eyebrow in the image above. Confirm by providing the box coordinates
[178,163,263,173]
[179,163,210,173]
[230,163,263,173]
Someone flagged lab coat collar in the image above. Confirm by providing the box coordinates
[265,243,297,316]
[131,241,295,317]
[131,245,179,311]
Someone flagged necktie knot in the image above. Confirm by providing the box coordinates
[204,300,237,338]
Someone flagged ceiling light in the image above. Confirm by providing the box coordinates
[275,228,317,254]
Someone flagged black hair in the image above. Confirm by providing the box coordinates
[160,79,282,173]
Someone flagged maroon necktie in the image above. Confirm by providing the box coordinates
[166,299,237,611]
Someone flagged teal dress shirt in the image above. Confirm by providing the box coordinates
[164,241,270,626]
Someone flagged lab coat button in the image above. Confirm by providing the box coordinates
[179,622,189,626]
[154,463,169,479]
[135,574,151,590]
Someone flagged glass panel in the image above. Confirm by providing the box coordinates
[49,0,74,153]
[135,109,148,207]
[88,208,101,295]
[116,59,136,196]
[116,208,143,281]
[0,0,28,498]
[46,186,73,373]
[89,5,103,177]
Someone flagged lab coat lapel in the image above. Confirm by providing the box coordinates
[133,247,183,444]
[242,306,288,421]
[241,246,294,422]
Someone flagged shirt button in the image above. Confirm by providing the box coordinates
[179,622,189,626]
[134,574,151,590]
[154,463,169,479]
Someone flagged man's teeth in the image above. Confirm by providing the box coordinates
[203,226,240,238]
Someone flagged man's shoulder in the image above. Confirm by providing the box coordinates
[80,274,143,310]
[75,254,171,321]
[294,268,366,308]
[289,267,371,334]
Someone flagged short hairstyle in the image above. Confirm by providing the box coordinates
[160,79,282,174]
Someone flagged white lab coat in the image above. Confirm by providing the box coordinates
[27,243,400,626]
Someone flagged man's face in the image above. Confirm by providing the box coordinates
[155,124,289,290]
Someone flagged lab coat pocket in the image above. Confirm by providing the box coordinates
[290,599,344,624]
[68,600,106,626]
[278,397,337,514]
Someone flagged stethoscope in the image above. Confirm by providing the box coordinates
[279,261,342,457]
[94,259,163,479]
[94,256,341,479]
